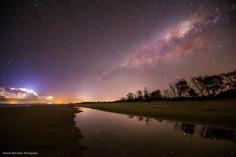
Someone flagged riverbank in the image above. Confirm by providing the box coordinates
[0,105,84,157]
[79,99,236,128]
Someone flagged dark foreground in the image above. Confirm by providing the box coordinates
[0,105,84,157]
[79,99,236,128]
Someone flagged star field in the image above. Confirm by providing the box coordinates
[0,0,235,101]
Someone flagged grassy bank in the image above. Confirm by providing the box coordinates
[79,99,236,128]
[0,105,84,157]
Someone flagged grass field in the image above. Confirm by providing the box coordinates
[0,105,84,157]
[79,99,236,128]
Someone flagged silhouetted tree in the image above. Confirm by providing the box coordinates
[120,70,236,102]
[175,79,190,97]
[190,76,206,96]
[222,71,236,90]
[143,87,150,101]
[120,97,126,101]
[203,75,224,96]
[188,88,198,97]
[150,89,162,100]
[135,90,143,101]
[169,82,177,97]
[163,89,171,98]
[126,93,134,101]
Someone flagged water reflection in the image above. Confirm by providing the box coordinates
[128,115,153,125]
[75,108,236,157]
[127,114,236,142]
[175,123,195,134]
[176,122,236,142]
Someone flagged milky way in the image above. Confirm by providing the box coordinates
[0,0,236,101]
[122,8,230,69]
[96,4,236,100]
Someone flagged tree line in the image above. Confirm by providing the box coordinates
[119,70,236,102]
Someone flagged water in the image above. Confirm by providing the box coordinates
[75,107,236,157]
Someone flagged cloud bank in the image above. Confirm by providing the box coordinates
[0,86,54,104]
[0,87,39,100]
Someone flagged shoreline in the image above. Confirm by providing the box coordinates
[78,98,236,128]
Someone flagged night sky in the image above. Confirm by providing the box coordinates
[0,0,236,101]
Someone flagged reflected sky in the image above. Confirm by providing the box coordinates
[75,108,236,157]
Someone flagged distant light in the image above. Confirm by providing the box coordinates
[8,100,18,104]
[46,96,54,101]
